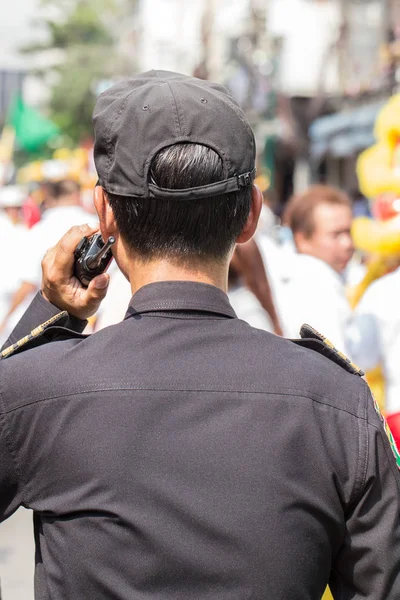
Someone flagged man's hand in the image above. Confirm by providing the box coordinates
[41,224,110,320]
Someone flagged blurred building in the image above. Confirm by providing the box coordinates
[306,0,399,193]
[248,0,400,204]
[136,0,262,79]
[0,0,47,115]
[268,0,341,98]
[0,71,26,124]
[136,0,204,74]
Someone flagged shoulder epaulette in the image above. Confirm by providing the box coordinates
[290,323,364,377]
[1,311,69,359]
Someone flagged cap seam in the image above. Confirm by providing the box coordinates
[171,83,187,136]
[165,81,183,137]
[222,94,255,141]
[104,88,138,185]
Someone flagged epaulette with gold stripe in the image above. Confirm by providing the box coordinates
[1,311,69,359]
[291,323,364,377]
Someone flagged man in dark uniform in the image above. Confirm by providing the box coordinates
[1,71,400,599]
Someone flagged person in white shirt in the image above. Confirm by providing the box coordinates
[347,268,400,414]
[93,263,132,330]
[255,203,296,328]
[228,239,283,335]
[279,185,354,353]
[0,186,28,327]
[0,179,96,337]
[0,185,27,231]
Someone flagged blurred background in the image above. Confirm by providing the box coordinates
[1,2,400,599]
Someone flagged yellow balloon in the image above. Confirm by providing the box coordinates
[357,144,400,198]
[352,216,400,256]
[374,94,400,146]
[357,95,400,198]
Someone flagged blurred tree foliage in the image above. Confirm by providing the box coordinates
[22,0,137,144]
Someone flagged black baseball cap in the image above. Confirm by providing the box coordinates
[93,70,256,201]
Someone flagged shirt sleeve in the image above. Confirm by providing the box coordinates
[330,383,400,598]
[0,412,23,522]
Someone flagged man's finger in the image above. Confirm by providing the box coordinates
[53,224,100,271]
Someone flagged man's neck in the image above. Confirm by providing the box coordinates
[125,258,230,296]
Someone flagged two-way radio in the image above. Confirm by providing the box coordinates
[74,234,115,287]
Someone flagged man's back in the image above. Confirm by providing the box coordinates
[1,282,398,599]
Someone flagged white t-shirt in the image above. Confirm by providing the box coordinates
[19,205,97,288]
[0,217,27,322]
[348,268,400,414]
[278,254,352,354]
[228,285,274,332]
[94,264,132,331]
[255,229,295,328]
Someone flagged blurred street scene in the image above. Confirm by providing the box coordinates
[1,0,400,598]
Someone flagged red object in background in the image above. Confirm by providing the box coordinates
[23,195,41,228]
[386,412,400,449]
[372,194,400,221]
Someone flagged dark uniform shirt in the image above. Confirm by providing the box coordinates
[1,281,400,599]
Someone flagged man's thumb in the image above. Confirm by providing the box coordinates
[93,274,110,290]
[86,274,110,305]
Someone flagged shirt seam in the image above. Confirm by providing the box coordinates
[347,384,369,511]
[330,567,343,600]
[1,386,364,420]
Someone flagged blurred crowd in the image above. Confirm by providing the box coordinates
[0,179,397,414]
[0,181,97,339]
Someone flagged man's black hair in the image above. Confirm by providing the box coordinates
[106,143,252,261]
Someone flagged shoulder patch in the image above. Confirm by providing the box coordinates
[290,323,364,377]
[372,395,400,470]
[1,311,69,359]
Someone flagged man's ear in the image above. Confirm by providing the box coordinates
[236,184,263,245]
[293,230,311,254]
[94,186,117,239]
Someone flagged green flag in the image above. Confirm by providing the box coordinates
[9,95,59,152]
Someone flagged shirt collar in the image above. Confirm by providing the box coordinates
[124,281,237,320]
